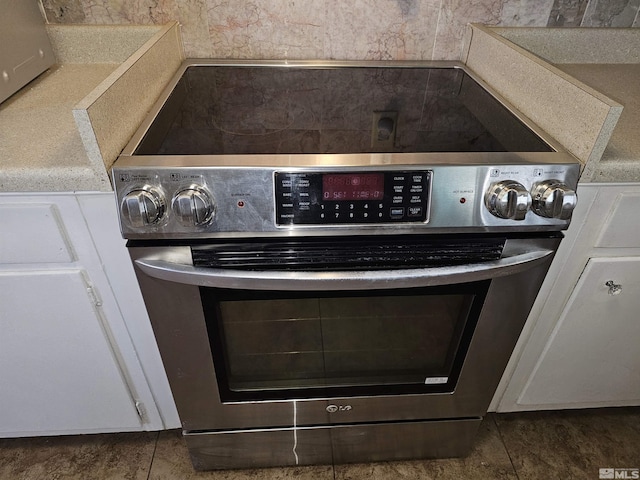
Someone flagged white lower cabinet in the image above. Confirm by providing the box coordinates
[517,256,640,407]
[0,269,143,434]
[496,183,640,412]
[0,193,176,437]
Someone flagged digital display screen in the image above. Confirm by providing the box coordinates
[323,173,385,201]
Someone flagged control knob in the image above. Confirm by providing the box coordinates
[120,186,166,227]
[172,186,214,226]
[531,180,577,220]
[485,180,531,220]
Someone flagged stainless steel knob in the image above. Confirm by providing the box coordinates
[120,186,166,228]
[485,181,531,220]
[172,186,214,226]
[531,180,577,220]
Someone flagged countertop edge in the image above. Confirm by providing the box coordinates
[73,22,185,177]
[465,24,624,180]
[479,25,640,184]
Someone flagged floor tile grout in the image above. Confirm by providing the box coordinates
[491,413,521,480]
[146,431,160,480]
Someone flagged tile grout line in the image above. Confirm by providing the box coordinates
[332,453,337,480]
[146,431,160,480]
[491,414,521,480]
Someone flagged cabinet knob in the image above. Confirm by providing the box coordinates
[605,280,622,295]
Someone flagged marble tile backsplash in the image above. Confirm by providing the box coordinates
[41,0,640,60]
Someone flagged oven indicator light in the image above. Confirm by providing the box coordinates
[460,197,466,204]
[424,377,448,384]
[237,200,245,208]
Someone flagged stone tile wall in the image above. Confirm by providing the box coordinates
[40,0,640,60]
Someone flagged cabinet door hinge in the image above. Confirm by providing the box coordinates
[135,401,148,421]
[86,284,103,307]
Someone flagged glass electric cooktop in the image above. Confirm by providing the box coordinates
[135,66,553,156]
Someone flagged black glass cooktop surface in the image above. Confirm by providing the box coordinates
[135,66,553,155]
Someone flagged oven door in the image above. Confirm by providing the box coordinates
[129,235,560,431]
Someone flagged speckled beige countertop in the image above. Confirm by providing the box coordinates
[0,23,183,192]
[553,63,640,182]
[0,63,117,191]
[467,26,640,183]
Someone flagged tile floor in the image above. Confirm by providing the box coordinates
[0,408,638,479]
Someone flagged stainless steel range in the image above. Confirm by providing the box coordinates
[112,60,579,470]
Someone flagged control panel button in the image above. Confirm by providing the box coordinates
[390,207,405,219]
[408,206,423,217]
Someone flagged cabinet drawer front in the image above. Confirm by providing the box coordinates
[0,204,74,264]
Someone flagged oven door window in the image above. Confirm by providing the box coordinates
[201,282,488,402]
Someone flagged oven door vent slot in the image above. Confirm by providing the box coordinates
[191,237,505,271]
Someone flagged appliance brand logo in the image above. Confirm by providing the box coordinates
[326,404,352,413]
[599,468,640,479]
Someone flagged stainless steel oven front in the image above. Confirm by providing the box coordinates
[128,230,560,470]
[113,60,580,470]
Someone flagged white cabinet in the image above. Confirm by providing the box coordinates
[0,193,178,437]
[495,183,640,411]
[76,193,180,430]
[0,270,143,433]
[518,257,640,406]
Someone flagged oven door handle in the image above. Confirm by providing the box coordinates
[134,247,554,291]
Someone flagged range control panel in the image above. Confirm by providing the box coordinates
[275,171,431,225]
[112,157,581,239]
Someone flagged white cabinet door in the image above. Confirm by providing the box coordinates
[0,203,74,264]
[0,269,142,436]
[517,257,640,408]
[77,193,180,429]
[0,193,167,436]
